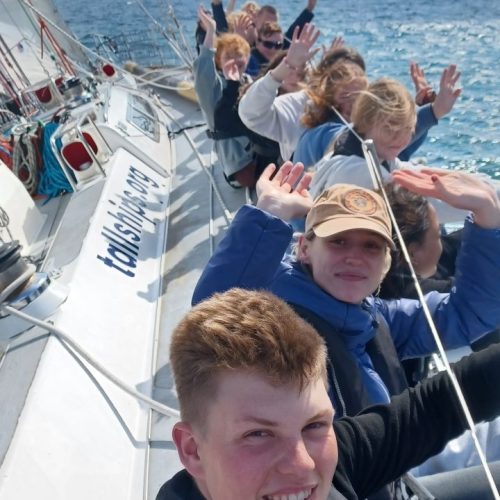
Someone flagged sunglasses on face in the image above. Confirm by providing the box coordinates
[258,38,283,49]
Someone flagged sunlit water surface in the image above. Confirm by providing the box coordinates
[55,0,500,175]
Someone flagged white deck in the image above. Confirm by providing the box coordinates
[0,77,248,499]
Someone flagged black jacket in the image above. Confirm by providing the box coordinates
[157,344,500,500]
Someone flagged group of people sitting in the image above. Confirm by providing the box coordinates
[159,2,500,499]
[193,0,461,189]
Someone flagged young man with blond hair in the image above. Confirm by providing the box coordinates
[157,288,500,500]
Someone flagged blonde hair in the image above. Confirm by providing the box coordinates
[214,33,251,70]
[170,289,328,427]
[241,1,260,15]
[351,77,416,135]
[226,11,249,32]
[302,61,367,128]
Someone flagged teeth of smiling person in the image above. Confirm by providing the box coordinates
[266,488,312,500]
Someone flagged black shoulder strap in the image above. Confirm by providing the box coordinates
[289,303,374,417]
[331,128,364,158]
[367,313,409,395]
[330,128,391,172]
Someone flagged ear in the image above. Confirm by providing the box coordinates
[407,241,420,267]
[297,235,311,264]
[172,421,206,480]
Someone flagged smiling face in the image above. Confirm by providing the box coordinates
[351,78,416,162]
[220,50,250,75]
[174,371,337,500]
[256,32,284,61]
[365,119,415,162]
[299,229,389,303]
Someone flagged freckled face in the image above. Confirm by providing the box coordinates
[186,372,337,500]
[299,229,389,303]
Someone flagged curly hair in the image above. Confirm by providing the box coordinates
[214,33,251,70]
[302,61,367,128]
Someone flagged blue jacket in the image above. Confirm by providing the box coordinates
[193,205,500,410]
[293,103,438,167]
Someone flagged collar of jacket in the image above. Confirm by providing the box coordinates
[271,260,378,351]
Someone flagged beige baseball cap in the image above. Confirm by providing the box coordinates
[305,184,395,249]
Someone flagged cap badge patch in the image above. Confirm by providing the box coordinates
[343,190,378,215]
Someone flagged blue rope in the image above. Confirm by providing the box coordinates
[37,122,74,202]
[0,144,11,158]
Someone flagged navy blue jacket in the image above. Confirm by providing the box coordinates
[193,205,500,409]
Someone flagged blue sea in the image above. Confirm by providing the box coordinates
[55,0,499,175]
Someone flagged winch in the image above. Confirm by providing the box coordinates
[0,241,67,340]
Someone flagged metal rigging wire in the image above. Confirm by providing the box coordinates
[330,104,500,500]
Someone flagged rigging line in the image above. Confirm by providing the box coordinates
[153,94,233,227]
[366,143,500,500]
[17,0,119,69]
[0,108,19,119]
[0,0,37,43]
[2,0,65,80]
[328,104,500,500]
[19,0,193,95]
[132,0,193,69]
[0,62,19,99]
[38,19,75,75]
[13,35,58,82]
[2,303,180,419]
[164,1,195,63]
[209,146,215,256]
[0,36,30,88]
[115,75,192,93]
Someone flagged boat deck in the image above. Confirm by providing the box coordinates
[142,88,249,498]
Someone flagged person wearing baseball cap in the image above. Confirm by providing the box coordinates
[305,184,395,247]
[297,183,395,304]
[192,161,500,497]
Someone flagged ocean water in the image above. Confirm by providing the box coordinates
[54,0,500,175]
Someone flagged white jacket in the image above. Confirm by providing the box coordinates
[238,73,309,161]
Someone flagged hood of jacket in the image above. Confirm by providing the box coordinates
[272,260,379,351]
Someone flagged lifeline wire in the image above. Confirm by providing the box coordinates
[132,0,194,69]
[328,104,500,500]
[153,94,234,227]
[19,0,192,93]
[2,303,180,419]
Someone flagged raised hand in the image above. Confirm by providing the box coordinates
[232,13,254,43]
[321,36,345,57]
[392,168,500,228]
[222,59,241,81]
[410,62,436,105]
[431,64,462,119]
[307,0,317,11]
[198,5,216,34]
[286,23,321,70]
[256,162,313,221]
